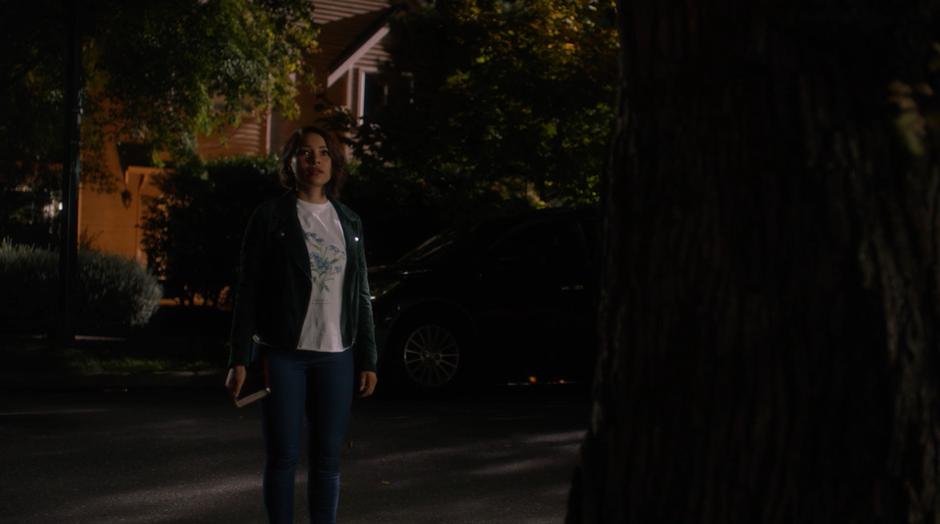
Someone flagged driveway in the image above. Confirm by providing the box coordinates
[0,385,589,523]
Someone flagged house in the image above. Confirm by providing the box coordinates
[77,0,407,265]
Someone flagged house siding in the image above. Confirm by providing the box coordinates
[313,0,391,24]
[197,115,269,160]
[357,45,392,72]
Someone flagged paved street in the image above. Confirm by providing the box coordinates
[0,384,589,523]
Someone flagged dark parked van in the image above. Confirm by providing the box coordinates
[369,206,600,392]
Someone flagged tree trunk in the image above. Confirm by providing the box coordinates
[568,1,940,522]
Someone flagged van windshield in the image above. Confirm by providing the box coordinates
[396,229,457,264]
[395,215,524,265]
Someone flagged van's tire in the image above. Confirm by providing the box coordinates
[382,314,471,395]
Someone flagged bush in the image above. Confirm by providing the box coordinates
[74,250,163,329]
[141,155,282,306]
[0,241,56,331]
[0,240,162,333]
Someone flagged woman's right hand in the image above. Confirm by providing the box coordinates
[225,365,247,399]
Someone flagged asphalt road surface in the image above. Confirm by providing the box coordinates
[0,384,590,523]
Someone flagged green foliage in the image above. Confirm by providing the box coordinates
[347,0,618,217]
[141,156,283,306]
[0,188,58,249]
[0,0,318,192]
[0,241,162,333]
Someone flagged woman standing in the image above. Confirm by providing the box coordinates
[224,125,378,524]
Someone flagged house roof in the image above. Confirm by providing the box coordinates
[315,4,407,87]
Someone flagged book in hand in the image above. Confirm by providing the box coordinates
[234,357,271,408]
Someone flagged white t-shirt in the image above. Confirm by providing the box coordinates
[296,199,347,352]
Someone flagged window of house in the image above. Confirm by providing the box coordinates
[359,70,414,121]
[360,71,386,120]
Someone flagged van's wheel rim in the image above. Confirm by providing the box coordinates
[402,324,460,387]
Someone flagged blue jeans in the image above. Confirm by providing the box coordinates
[260,347,354,524]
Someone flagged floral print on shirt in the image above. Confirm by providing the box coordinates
[303,230,345,294]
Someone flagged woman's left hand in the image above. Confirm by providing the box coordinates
[358,371,377,398]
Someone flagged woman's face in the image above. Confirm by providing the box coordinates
[294,132,332,191]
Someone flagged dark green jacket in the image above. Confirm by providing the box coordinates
[227,190,377,373]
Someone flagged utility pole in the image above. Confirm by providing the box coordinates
[57,0,82,348]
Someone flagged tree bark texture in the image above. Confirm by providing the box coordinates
[568,1,940,522]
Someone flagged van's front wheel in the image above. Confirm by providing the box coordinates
[385,315,468,393]
[402,322,460,388]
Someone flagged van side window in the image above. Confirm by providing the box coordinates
[491,219,587,277]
